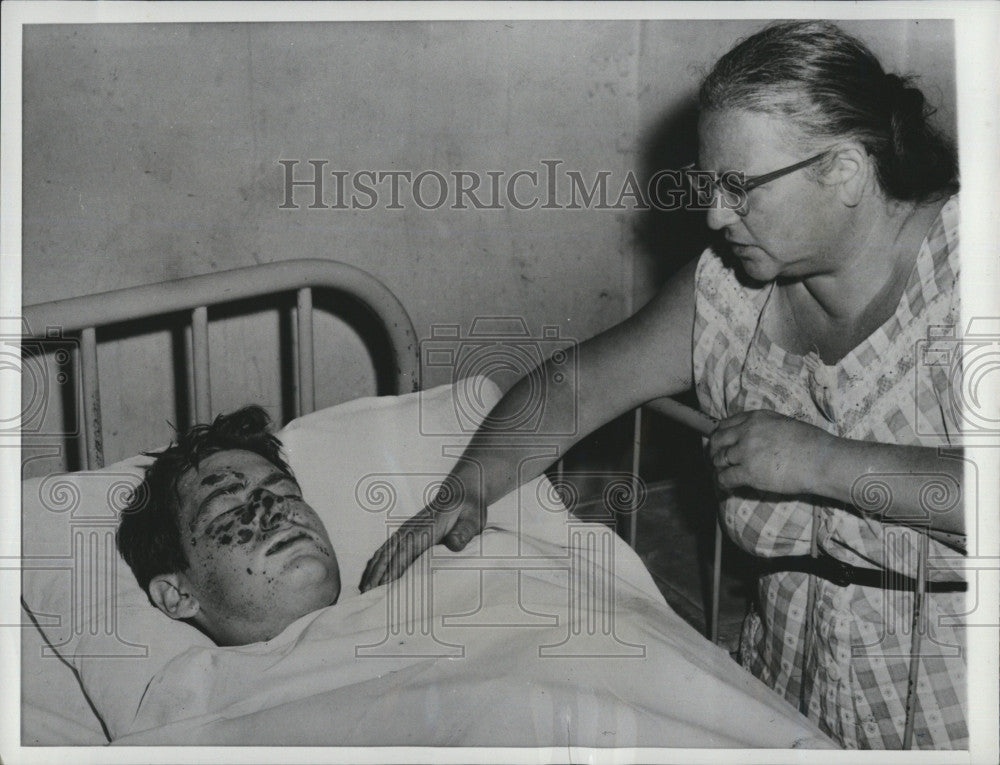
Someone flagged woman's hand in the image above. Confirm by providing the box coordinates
[708,410,833,497]
[359,481,486,592]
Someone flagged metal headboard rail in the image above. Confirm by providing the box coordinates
[23,259,420,469]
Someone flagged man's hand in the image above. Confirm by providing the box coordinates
[359,483,486,592]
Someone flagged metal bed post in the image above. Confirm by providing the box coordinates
[902,533,928,749]
[296,287,315,416]
[80,327,104,470]
[710,522,722,644]
[191,306,212,423]
[626,408,642,549]
[799,508,821,715]
[638,398,721,641]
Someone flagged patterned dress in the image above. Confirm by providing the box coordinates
[692,196,966,749]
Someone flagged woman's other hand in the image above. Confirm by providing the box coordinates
[359,481,485,592]
[708,410,832,497]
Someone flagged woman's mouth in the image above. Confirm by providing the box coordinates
[727,241,758,258]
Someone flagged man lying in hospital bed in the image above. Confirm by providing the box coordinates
[21,377,834,747]
[116,405,342,647]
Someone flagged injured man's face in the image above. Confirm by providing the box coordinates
[150,449,340,646]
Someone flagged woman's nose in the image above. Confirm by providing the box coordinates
[705,196,742,230]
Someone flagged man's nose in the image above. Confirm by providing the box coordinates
[251,489,286,532]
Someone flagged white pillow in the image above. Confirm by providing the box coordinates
[21,452,209,740]
[20,377,507,739]
[278,375,507,598]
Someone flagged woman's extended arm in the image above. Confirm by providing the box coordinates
[708,410,965,537]
[360,258,698,590]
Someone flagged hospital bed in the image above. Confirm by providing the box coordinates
[17,258,833,750]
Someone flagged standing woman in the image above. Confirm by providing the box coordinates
[362,21,966,749]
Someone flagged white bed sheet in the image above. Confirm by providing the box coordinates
[19,378,833,749]
[20,615,108,746]
[110,490,833,748]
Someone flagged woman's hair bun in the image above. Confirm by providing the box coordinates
[882,71,957,199]
[885,73,927,123]
[699,21,958,202]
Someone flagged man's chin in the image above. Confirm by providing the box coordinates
[284,555,341,603]
[283,551,337,578]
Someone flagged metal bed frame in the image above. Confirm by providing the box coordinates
[22,259,421,471]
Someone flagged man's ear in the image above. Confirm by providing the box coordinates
[148,573,201,621]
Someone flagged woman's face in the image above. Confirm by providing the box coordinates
[697,108,847,283]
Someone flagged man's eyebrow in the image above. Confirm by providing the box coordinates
[191,477,246,530]
[187,470,299,530]
[199,471,234,487]
[261,471,296,489]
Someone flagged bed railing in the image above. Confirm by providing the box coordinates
[22,259,420,470]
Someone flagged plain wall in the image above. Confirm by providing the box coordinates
[21,19,956,475]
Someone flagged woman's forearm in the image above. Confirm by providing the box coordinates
[815,436,965,536]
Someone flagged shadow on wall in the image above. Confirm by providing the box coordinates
[631,93,716,486]
[632,95,758,621]
[634,95,714,287]
[556,93,719,533]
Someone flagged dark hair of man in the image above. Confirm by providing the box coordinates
[116,405,292,594]
[699,20,958,203]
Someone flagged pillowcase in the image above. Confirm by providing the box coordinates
[20,376,520,738]
[278,374,509,598]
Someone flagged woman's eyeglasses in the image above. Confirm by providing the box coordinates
[683,150,832,215]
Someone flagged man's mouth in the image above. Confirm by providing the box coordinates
[265,531,313,556]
